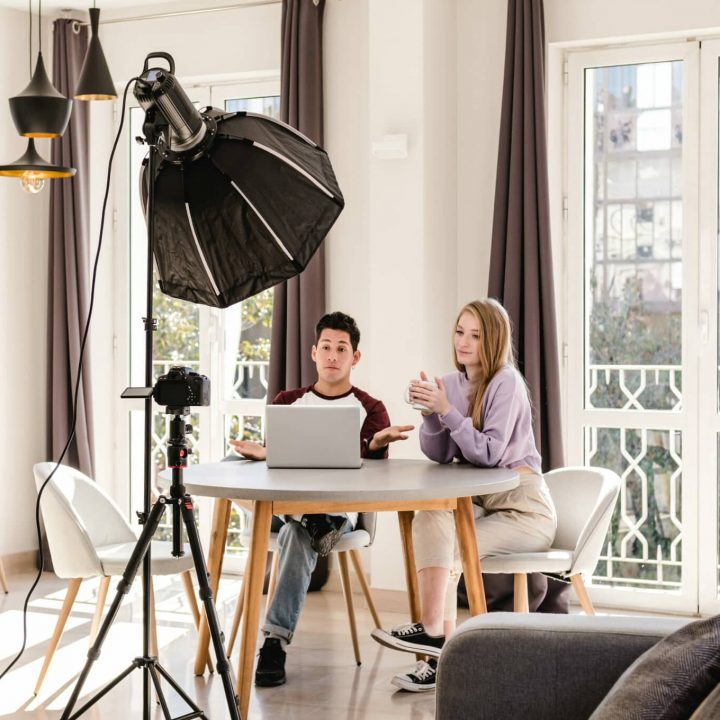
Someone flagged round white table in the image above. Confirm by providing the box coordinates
[161,458,518,719]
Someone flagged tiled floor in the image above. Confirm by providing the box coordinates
[0,570,439,719]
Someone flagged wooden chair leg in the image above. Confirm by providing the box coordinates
[226,568,248,657]
[349,549,381,628]
[0,558,9,593]
[570,573,595,615]
[266,551,279,606]
[513,573,529,612]
[34,578,82,696]
[149,578,159,657]
[89,576,111,646]
[338,552,361,666]
[181,571,214,673]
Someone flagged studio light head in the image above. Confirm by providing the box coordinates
[133,52,208,154]
[133,52,344,309]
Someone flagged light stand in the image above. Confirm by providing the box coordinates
[59,93,240,720]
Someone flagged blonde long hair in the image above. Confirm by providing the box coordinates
[453,299,515,430]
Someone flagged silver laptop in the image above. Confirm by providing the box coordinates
[265,405,363,468]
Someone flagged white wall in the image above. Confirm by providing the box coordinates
[0,9,52,554]
[545,0,720,45]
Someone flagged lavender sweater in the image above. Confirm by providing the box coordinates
[419,366,542,473]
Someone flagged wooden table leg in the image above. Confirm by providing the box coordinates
[454,496,487,615]
[194,497,232,676]
[397,511,421,623]
[237,500,272,720]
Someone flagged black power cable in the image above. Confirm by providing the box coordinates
[0,76,138,685]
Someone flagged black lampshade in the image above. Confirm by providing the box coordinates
[9,52,73,138]
[0,138,76,178]
[75,8,116,101]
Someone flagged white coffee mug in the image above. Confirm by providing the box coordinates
[404,380,438,413]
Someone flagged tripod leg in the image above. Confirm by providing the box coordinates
[147,664,173,720]
[60,497,169,720]
[194,497,231,675]
[181,495,240,720]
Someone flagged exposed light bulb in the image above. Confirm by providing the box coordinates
[21,171,45,194]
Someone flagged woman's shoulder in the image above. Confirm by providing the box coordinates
[488,365,526,393]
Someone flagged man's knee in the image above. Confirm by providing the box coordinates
[277,520,314,555]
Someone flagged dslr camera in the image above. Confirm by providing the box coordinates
[153,365,210,408]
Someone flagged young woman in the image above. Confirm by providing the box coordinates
[372,299,557,693]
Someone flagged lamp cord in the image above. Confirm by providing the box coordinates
[28,0,31,77]
[0,76,139,685]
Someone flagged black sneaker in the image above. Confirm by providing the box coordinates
[301,514,349,556]
[370,623,444,657]
[391,658,438,692]
[254,638,286,687]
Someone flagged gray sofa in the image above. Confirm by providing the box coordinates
[436,612,690,720]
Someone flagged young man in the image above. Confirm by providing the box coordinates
[230,311,413,687]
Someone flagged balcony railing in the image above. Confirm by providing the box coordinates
[585,363,683,591]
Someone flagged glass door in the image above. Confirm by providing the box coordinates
[566,43,700,613]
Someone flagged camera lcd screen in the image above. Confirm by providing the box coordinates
[121,386,154,399]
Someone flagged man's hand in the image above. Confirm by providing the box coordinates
[369,425,415,452]
[229,439,267,461]
[409,372,452,416]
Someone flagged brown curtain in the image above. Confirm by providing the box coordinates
[47,20,94,476]
[268,0,326,399]
[488,0,563,472]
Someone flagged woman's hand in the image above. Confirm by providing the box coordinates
[229,439,267,461]
[409,372,452,416]
[369,425,415,451]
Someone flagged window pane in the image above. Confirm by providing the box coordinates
[588,426,682,591]
[220,94,280,403]
[586,62,682,411]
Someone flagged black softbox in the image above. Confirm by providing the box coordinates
[141,107,344,308]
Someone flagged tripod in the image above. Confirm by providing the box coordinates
[60,86,240,720]
[60,414,240,720]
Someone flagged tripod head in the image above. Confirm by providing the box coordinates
[166,411,193,469]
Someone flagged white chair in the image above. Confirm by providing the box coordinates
[226,510,382,665]
[32,462,206,695]
[480,467,621,614]
[0,557,8,593]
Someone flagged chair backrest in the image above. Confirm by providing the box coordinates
[545,467,621,576]
[33,462,137,579]
[355,512,376,543]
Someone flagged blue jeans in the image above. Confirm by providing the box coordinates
[221,453,352,643]
[263,515,352,643]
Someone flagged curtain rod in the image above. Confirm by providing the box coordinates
[73,0,299,27]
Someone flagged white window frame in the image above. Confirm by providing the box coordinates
[564,42,701,614]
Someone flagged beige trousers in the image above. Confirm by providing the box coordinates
[412,473,557,621]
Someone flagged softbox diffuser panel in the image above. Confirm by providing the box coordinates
[141,108,344,309]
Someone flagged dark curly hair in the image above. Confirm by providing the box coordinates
[315,311,361,351]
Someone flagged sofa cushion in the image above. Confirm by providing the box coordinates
[591,616,720,720]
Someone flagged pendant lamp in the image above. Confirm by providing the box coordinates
[0,138,75,194]
[75,6,116,101]
[9,0,72,138]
